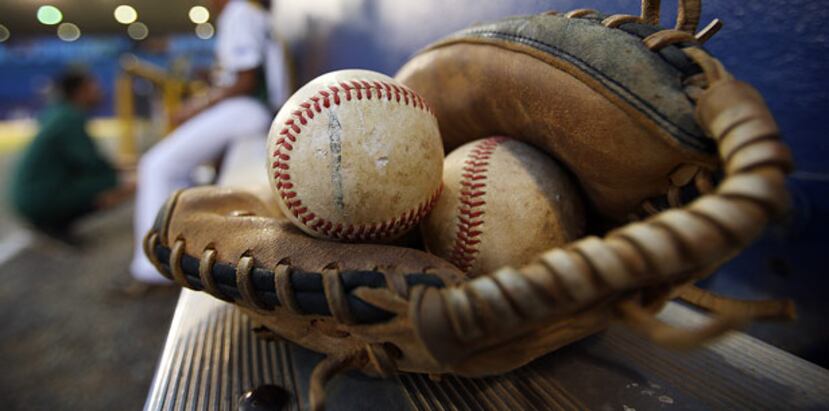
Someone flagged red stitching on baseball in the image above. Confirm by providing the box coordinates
[448,137,507,272]
[270,79,438,241]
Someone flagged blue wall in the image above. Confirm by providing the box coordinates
[0,35,214,119]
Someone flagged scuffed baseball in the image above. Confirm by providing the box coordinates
[422,137,585,276]
[268,69,443,242]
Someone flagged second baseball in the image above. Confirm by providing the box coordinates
[268,69,443,242]
[422,137,585,276]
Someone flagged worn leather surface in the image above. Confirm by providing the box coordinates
[396,13,718,221]
[165,187,461,279]
[446,15,708,148]
[160,186,464,374]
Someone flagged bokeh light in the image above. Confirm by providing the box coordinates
[0,24,9,43]
[37,5,63,25]
[57,22,81,42]
[127,22,149,40]
[188,6,210,24]
[114,5,138,24]
[195,22,214,40]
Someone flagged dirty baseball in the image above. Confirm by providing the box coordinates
[422,137,585,276]
[268,69,443,242]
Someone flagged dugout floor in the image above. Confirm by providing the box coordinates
[0,154,179,411]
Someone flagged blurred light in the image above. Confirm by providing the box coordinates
[127,22,149,40]
[57,22,80,42]
[0,25,9,43]
[114,5,138,24]
[37,5,63,25]
[195,22,214,39]
[189,6,210,24]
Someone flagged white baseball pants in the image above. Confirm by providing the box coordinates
[130,96,272,283]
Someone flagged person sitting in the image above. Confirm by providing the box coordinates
[129,0,289,284]
[9,69,135,240]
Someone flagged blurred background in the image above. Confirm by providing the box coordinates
[0,2,218,410]
[0,0,826,410]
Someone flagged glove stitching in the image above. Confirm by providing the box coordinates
[198,248,232,302]
[143,231,169,280]
[147,239,450,323]
[636,168,718,219]
[237,255,268,310]
[270,79,443,241]
[169,239,190,287]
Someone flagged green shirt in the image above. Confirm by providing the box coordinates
[10,102,117,226]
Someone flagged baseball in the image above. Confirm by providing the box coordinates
[422,137,585,276]
[267,69,444,242]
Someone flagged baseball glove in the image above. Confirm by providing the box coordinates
[144,1,795,409]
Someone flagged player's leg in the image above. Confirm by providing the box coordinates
[130,97,272,283]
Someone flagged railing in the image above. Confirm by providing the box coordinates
[115,54,206,164]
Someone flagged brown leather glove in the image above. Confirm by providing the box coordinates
[145,3,795,410]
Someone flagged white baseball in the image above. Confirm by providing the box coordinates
[422,137,585,276]
[267,69,444,242]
